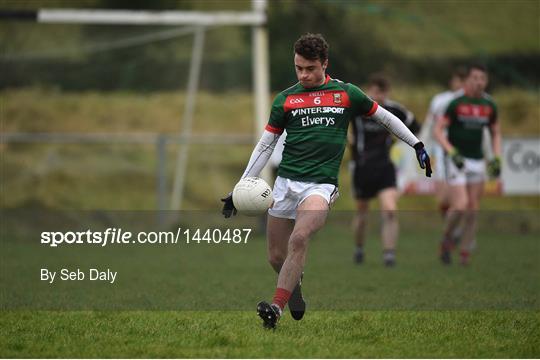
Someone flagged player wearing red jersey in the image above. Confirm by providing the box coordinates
[222,33,431,329]
[434,64,501,265]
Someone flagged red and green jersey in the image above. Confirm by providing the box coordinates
[266,75,377,185]
[445,93,497,159]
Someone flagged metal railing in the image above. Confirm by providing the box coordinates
[0,132,254,210]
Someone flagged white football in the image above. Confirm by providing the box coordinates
[232,177,273,214]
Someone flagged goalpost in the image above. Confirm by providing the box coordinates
[2,0,270,210]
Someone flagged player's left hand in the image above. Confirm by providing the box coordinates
[414,142,432,177]
[488,156,501,178]
[221,192,237,218]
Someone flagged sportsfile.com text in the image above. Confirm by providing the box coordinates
[40,228,253,247]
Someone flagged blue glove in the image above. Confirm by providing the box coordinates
[221,192,237,218]
[414,142,432,177]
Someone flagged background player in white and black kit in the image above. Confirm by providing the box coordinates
[349,74,420,266]
[419,67,466,215]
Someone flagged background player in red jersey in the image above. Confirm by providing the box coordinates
[434,64,502,265]
[222,33,431,329]
[349,74,420,267]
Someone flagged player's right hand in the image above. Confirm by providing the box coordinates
[221,192,237,218]
[488,156,501,178]
[413,142,432,177]
[450,149,465,169]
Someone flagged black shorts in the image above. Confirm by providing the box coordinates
[352,162,396,200]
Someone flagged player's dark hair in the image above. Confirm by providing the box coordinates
[294,33,329,63]
[467,63,488,75]
[367,73,391,92]
[452,66,467,80]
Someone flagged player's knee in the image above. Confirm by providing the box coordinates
[381,210,397,222]
[451,199,467,212]
[354,212,368,227]
[289,231,309,253]
[446,204,466,220]
[466,200,480,211]
[357,206,368,217]
[268,252,286,269]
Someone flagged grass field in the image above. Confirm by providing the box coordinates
[2,88,539,211]
[1,310,538,358]
[1,87,539,357]
[2,1,539,355]
[1,212,539,357]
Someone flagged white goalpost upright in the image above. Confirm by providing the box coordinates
[170,25,205,212]
[172,0,270,211]
[9,0,270,210]
[251,0,271,183]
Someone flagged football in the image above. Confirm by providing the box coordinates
[232,177,273,214]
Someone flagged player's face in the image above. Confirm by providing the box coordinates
[465,69,488,97]
[294,54,328,88]
[366,85,388,104]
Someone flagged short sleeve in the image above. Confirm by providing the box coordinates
[266,93,286,134]
[347,84,377,117]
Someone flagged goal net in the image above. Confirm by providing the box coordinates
[1,3,269,211]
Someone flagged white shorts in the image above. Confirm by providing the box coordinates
[268,176,339,219]
[446,157,486,186]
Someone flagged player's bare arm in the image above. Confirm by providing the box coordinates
[434,115,454,153]
[489,121,502,157]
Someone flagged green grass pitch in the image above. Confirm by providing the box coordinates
[1,215,539,357]
[1,310,538,358]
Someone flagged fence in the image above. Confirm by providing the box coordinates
[0,132,254,210]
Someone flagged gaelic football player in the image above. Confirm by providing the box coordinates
[420,68,466,215]
[350,74,420,267]
[434,64,501,265]
[222,33,432,329]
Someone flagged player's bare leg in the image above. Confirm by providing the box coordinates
[277,195,328,291]
[435,180,450,216]
[265,214,306,320]
[460,182,483,265]
[258,214,294,329]
[379,188,399,266]
[441,184,467,264]
[266,215,294,273]
[353,199,369,264]
[437,180,465,245]
[258,196,328,328]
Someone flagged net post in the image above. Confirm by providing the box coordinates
[252,0,271,183]
[170,25,206,211]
